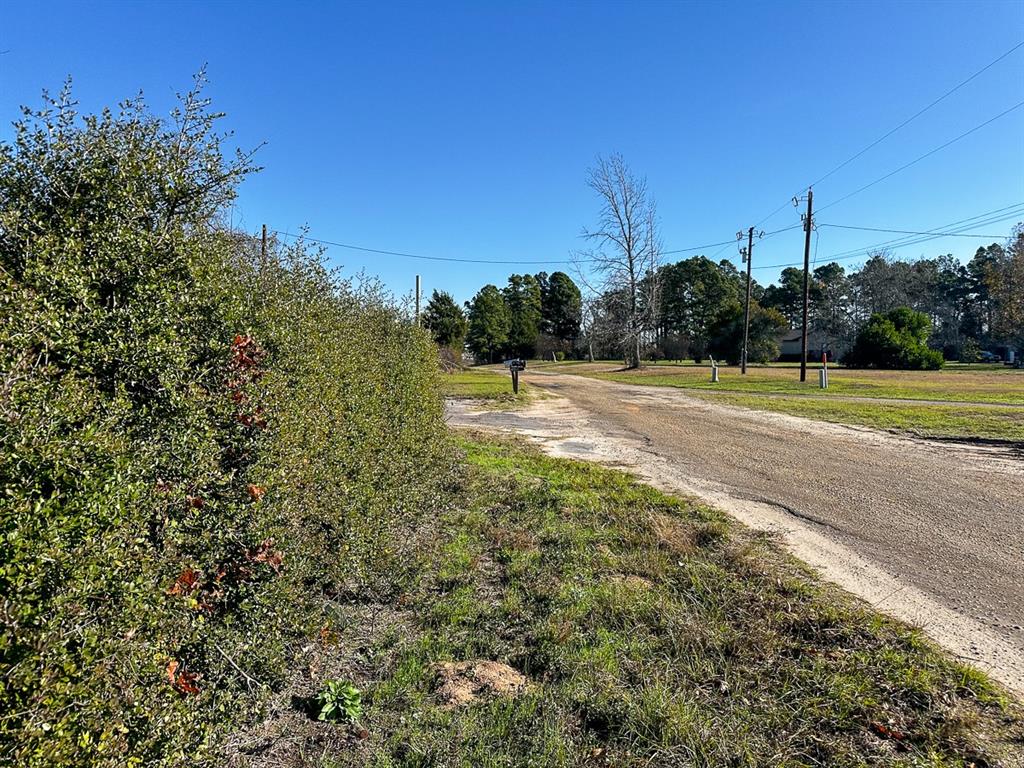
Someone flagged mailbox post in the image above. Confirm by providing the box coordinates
[504,358,526,394]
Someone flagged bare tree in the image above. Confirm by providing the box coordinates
[576,154,661,368]
[578,295,600,362]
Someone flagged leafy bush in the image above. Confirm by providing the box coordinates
[844,307,944,370]
[0,78,450,767]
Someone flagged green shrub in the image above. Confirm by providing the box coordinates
[315,680,363,723]
[844,307,944,370]
[0,78,450,767]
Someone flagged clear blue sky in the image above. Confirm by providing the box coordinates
[2,1,1023,304]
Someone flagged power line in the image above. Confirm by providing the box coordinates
[753,198,798,230]
[819,223,1011,238]
[764,223,804,237]
[820,205,1024,260]
[270,230,576,265]
[270,200,1022,273]
[272,206,1019,271]
[818,211,1022,262]
[752,40,1024,227]
[815,99,1024,213]
[750,207,1023,271]
[271,45,1023,276]
[670,224,802,264]
[843,201,1024,240]
[662,237,737,255]
[754,205,1024,270]
[271,229,752,266]
[809,39,1024,189]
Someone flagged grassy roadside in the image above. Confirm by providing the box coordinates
[440,367,528,404]
[571,363,1024,405]
[234,437,1023,767]
[690,392,1024,443]
[534,362,1024,442]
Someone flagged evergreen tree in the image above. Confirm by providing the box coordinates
[657,256,740,363]
[502,273,542,357]
[466,285,510,363]
[540,271,582,343]
[761,267,807,326]
[422,289,467,349]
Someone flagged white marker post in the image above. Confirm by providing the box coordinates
[710,357,719,383]
[819,351,829,389]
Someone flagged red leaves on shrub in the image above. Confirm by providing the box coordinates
[247,484,266,502]
[187,495,204,509]
[166,659,200,695]
[167,568,200,596]
[230,334,266,372]
[235,409,267,429]
[227,334,267,429]
[247,538,284,573]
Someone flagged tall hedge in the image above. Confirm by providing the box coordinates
[0,79,450,766]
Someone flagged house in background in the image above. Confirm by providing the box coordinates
[777,329,848,363]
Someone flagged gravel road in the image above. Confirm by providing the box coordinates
[447,370,1024,696]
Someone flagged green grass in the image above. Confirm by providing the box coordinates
[537,361,1024,442]
[273,437,1022,767]
[571,363,1024,404]
[694,393,1024,442]
[440,368,527,402]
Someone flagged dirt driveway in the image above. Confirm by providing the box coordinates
[446,370,1024,696]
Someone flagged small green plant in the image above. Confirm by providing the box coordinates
[315,680,363,723]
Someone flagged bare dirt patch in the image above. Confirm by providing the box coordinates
[434,660,530,708]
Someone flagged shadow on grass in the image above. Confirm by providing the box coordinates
[289,694,322,721]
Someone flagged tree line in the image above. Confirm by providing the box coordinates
[425,231,1023,368]
[424,153,1023,369]
[423,271,583,362]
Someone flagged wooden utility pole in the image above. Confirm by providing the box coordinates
[261,224,267,259]
[799,188,814,382]
[741,226,754,374]
[415,274,421,325]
